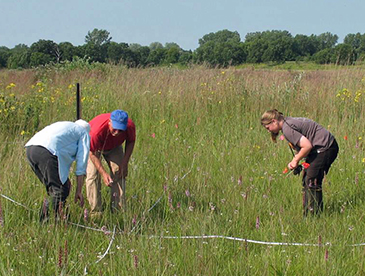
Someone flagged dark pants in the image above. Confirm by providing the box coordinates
[302,139,339,215]
[26,146,70,219]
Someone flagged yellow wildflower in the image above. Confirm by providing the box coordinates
[6,83,16,89]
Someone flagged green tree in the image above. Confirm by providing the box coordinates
[147,48,167,65]
[129,44,150,67]
[332,44,355,65]
[58,42,77,61]
[195,29,245,66]
[0,47,10,68]
[83,29,111,63]
[165,42,181,50]
[245,37,268,63]
[164,46,181,64]
[317,32,338,50]
[312,48,333,64]
[199,29,240,46]
[179,50,193,65]
[85,29,112,46]
[30,40,57,56]
[29,39,58,66]
[245,30,293,64]
[263,31,294,63]
[149,42,164,51]
[344,33,362,49]
[7,51,31,69]
[82,43,108,63]
[29,52,52,67]
[344,33,365,61]
[293,34,319,59]
[107,42,135,65]
[7,44,30,69]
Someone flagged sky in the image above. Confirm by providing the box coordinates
[1,0,364,51]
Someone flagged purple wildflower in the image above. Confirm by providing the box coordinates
[84,208,89,222]
[134,255,138,268]
[58,246,63,268]
[64,240,68,266]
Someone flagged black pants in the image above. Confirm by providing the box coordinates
[302,139,339,215]
[304,139,339,189]
[26,146,70,217]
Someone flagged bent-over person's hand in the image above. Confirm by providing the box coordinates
[102,172,113,187]
[75,191,84,207]
[288,158,299,170]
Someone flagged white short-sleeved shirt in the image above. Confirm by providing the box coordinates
[25,121,90,184]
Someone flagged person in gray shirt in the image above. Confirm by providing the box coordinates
[261,109,339,216]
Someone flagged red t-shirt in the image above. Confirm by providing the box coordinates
[89,113,136,152]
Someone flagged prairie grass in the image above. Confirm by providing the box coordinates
[0,64,365,275]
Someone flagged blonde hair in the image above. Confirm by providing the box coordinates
[261,109,284,143]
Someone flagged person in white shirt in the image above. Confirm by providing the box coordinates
[25,120,90,221]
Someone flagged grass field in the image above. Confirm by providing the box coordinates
[0,62,365,275]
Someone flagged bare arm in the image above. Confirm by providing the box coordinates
[288,136,313,169]
[74,175,85,207]
[89,151,113,186]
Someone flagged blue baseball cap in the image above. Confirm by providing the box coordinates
[110,110,128,130]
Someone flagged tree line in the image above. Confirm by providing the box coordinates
[1,28,365,69]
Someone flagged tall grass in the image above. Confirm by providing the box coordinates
[0,63,365,275]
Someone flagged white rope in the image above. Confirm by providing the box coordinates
[95,225,116,264]
[147,195,163,212]
[149,235,324,247]
[68,222,106,233]
[129,193,164,234]
[2,192,365,247]
[0,194,36,211]
[181,154,196,180]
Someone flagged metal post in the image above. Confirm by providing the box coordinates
[76,83,81,120]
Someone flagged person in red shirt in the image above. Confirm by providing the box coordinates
[86,110,136,216]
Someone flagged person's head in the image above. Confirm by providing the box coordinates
[261,109,284,142]
[108,110,128,137]
[75,119,90,133]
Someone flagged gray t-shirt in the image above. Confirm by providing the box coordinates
[282,117,334,153]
